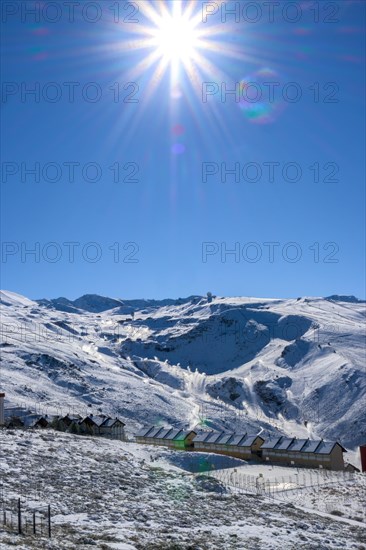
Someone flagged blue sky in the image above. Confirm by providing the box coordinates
[1,0,365,300]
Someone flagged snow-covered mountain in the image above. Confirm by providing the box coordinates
[1,290,365,449]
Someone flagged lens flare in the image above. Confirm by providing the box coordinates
[171,143,185,155]
[239,68,286,124]
[172,124,185,136]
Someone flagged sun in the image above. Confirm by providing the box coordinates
[151,11,200,64]
[112,0,250,105]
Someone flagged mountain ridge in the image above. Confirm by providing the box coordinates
[1,289,365,449]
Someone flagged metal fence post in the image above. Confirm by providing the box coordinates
[17,498,21,535]
[48,504,51,538]
[33,511,36,535]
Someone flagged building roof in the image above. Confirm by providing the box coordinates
[192,431,211,443]
[315,441,347,454]
[205,431,224,444]
[174,430,196,441]
[92,415,109,427]
[274,438,294,451]
[239,435,262,447]
[136,425,195,442]
[192,431,261,447]
[101,417,125,428]
[260,437,282,450]
[79,415,107,427]
[22,414,58,427]
[302,440,321,453]
[145,426,164,438]
[163,428,182,440]
[156,428,172,439]
[216,433,234,445]
[135,425,154,437]
[259,437,347,455]
[227,433,247,446]
[287,439,308,452]
[62,414,82,422]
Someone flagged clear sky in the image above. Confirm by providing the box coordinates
[1,0,365,300]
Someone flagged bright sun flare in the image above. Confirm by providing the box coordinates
[152,14,199,63]
[116,0,248,103]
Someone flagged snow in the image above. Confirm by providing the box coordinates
[1,429,365,549]
[1,291,365,455]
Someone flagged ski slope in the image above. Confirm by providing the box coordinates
[0,290,365,452]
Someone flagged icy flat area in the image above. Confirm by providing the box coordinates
[0,430,365,550]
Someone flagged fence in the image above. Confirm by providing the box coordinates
[0,497,51,539]
[204,466,366,521]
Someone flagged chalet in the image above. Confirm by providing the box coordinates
[99,417,125,439]
[32,415,59,428]
[261,437,347,471]
[164,428,193,449]
[78,415,108,435]
[135,426,197,449]
[261,436,291,463]
[135,425,155,443]
[285,438,308,462]
[23,414,58,428]
[312,440,347,471]
[192,431,264,459]
[192,432,347,471]
[58,414,82,431]
[237,434,265,458]
[169,430,197,450]
[221,433,247,457]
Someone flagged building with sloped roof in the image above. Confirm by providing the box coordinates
[20,414,58,429]
[135,425,155,440]
[192,431,264,459]
[58,414,82,431]
[312,441,346,470]
[77,415,125,438]
[192,431,211,449]
[99,417,126,439]
[78,414,108,435]
[261,437,294,464]
[134,424,347,470]
[261,436,346,470]
[135,426,197,449]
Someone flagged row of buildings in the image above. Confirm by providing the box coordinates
[135,426,349,471]
[1,393,362,471]
[136,426,197,449]
[6,412,126,439]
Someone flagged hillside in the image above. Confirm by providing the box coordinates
[1,430,365,549]
[0,290,365,450]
